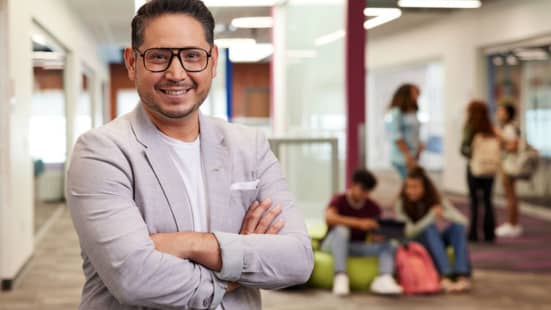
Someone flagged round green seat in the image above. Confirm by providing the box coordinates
[307,251,379,290]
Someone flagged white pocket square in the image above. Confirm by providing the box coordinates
[230,180,260,191]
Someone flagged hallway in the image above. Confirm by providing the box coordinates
[1,207,551,309]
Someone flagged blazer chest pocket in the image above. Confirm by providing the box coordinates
[231,188,259,210]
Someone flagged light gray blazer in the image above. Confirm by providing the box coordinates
[67,105,313,310]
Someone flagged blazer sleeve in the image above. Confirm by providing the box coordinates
[213,130,314,289]
[67,131,226,310]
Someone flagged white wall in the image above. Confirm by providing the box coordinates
[367,0,551,193]
[0,0,109,281]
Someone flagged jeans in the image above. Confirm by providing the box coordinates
[415,223,471,277]
[467,166,496,241]
[321,225,396,275]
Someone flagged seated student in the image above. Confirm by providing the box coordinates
[320,168,402,296]
[395,166,472,293]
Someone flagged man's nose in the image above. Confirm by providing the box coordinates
[164,55,188,80]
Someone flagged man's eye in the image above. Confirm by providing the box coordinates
[148,53,169,61]
[183,52,202,60]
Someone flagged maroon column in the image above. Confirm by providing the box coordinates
[345,0,366,187]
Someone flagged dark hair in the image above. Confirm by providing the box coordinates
[132,0,215,49]
[400,166,441,222]
[466,100,495,137]
[389,83,419,112]
[351,169,377,191]
[501,103,516,123]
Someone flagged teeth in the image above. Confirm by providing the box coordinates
[163,89,189,96]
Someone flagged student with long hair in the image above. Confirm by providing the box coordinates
[386,84,424,179]
[395,167,471,293]
[495,103,522,237]
[460,100,498,242]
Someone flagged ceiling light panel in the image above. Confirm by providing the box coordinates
[363,8,402,30]
[229,43,274,62]
[231,17,273,29]
[215,38,256,48]
[202,0,283,7]
[398,0,482,9]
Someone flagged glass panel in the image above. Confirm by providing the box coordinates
[278,143,335,224]
[31,25,67,235]
[284,0,346,222]
[75,73,92,141]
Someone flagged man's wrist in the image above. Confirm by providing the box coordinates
[188,232,222,272]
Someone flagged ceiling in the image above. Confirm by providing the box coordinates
[62,0,495,63]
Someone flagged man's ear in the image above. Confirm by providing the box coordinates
[123,47,137,81]
[210,45,219,78]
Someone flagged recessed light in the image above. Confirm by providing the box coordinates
[231,17,273,29]
[398,0,481,9]
[215,38,256,48]
[363,8,402,30]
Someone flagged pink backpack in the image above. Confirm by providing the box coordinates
[396,242,442,295]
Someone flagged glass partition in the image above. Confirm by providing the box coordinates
[281,0,346,223]
[30,24,67,235]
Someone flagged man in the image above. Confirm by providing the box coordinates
[66,0,313,309]
[321,169,402,296]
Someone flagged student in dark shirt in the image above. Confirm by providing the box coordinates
[320,169,402,296]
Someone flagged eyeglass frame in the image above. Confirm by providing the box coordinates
[134,47,213,73]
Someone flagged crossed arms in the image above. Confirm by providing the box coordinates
[67,129,313,309]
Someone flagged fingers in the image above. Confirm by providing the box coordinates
[254,204,282,234]
[240,198,272,234]
[266,219,285,234]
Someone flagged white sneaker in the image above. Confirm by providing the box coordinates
[370,274,403,295]
[496,222,523,237]
[333,273,350,296]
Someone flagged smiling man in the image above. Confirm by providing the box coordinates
[66,0,313,309]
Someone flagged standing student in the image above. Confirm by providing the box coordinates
[395,167,472,293]
[321,169,402,296]
[386,84,424,179]
[460,100,499,243]
[495,104,522,237]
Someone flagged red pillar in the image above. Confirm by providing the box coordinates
[345,0,366,187]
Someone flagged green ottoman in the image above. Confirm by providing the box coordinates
[307,251,379,290]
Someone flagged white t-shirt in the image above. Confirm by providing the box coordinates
[158,132,208,232]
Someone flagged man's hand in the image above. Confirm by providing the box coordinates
[239,198,285,235]
[355,218,379,231]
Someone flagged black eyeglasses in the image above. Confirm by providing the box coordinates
[135,47,212,73]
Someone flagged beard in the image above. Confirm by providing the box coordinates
[138,84,209,120]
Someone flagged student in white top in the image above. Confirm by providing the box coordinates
[495,103,522,237]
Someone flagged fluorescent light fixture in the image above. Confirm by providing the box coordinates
[214,38,256,48]
[202,0,283,7]
[315,30,345,47]
[492,56,504,66]
[32,34,47,46]
[398,0,481,9]
[286,50,318,59]
[363,8,402,30]
[135,0,146,12]
[506,55,518,66]
[229,43,273,62]
[514,48,548,61]
[231,17,273,29]
[214,23,226,34]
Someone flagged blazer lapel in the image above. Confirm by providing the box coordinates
[199,114,233,232]
[130,105,193,232]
